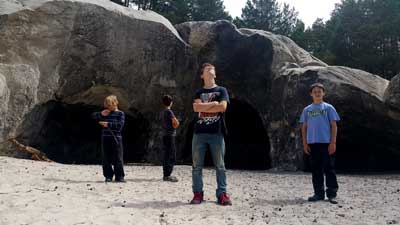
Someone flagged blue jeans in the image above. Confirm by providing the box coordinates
[192,133,227,198]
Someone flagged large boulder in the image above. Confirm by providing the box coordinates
[384,74,400,113]
[0,0,196,163]
[176,21,400,170]
[1,1,400,170]
[271,66,400,170]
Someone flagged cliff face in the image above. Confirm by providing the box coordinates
[1,0,399,170]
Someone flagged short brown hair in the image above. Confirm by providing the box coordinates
[162,95,173,106]
[104,95,119,108]
[309,83,325,92]
[200,63,214,75]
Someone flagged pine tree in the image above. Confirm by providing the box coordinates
[190,0,232,21]
[236,0,299,36]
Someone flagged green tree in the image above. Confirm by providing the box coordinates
[110,0,231,24]
[299,18,335,64]
[324,0,400,79]
[235,0,299,36]
[190,0,232,21]
[130,0,163,10]
[153,0,191,24]
[289,20,306,47]
[277,3,299,35]
[291,0,400,79]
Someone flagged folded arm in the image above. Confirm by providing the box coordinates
[108,113,125,131]
[92,112,103,121]
[193,99,228,113]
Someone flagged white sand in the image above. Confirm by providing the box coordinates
[0,156,399,225]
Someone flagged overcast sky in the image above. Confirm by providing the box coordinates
[223,0,341,28]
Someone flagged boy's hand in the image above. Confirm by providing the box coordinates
[303,143,311,155]
[172,117,180,129]
[328,143,336,155]
[99,121,108,128]
[209,101,219,105]
[101,110,110,116]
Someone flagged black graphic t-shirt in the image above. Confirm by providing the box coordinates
[194,86,229,134]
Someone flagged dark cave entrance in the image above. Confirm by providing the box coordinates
[334,111,400,172]
[224,99,271,170]
[183,99,271,170]
[23,101,150,164]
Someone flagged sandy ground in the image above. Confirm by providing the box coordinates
[0,156,399,225]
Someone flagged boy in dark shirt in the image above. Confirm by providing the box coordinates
[161,95,179,182]
[92,95,125,183]
[190,63,232,206]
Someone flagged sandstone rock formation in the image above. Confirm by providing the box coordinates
[176,21,400,170]
[1,0,399,170]
[384,74,400,112]
[0,0,195,163]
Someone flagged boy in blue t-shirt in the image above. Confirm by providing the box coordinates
[300,83,340,204]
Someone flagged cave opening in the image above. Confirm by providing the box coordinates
[22,101,150,164]
[335,111,400,172]
[224,99,271,170]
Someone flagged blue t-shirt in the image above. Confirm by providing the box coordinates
[194,86,229,134]
[299,102,340,144]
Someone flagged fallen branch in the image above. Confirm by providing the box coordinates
[7,138,53,162]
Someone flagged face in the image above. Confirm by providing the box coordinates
[201,65,216,81]
[104,103,117,111]
[310,87,325,101]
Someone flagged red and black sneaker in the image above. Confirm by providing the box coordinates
[218,192,232,206]
[190,192,204,204]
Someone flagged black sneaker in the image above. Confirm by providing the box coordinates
[115,178,126,183]
[105,178,112,182]
[163,176,178,182]
[328,197,338,204]
[308,195,325,202]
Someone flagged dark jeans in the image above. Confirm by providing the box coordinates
[102,136,125,179]
[162,135,176,177]
[309,143,338,198]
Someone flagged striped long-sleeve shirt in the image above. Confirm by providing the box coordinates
[92,110,125,137]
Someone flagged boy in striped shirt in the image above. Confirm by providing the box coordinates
[92,95,126,182]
